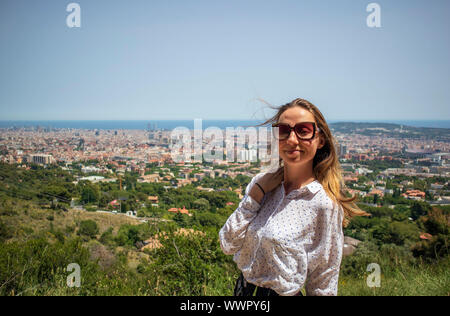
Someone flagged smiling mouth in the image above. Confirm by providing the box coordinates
[286,150,304,154]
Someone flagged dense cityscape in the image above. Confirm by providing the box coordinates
[1,122,449,207]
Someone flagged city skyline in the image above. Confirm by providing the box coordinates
[1,119,450,130]
[1,0,450,121]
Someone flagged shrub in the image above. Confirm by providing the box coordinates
[99,227,114,246]
[412,207,450,262]
[340,241,380,278]
[410,201,431,221]
[77,220,99,239]
[84,206,97,212]
[412,234,449,262]
[115,224,142,247]
[0,237,92,295]
[419,208,449,236]
[145,230,238,295]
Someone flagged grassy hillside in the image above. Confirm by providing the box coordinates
[0,197,240,296]
[2,198,449,296]
[1,201,143,241]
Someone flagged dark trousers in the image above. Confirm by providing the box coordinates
[233,273,280,296]
[234,273,303,296]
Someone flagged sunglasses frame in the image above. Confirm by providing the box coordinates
[272,122,320,140]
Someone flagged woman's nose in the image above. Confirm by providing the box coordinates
[286,130,299,145]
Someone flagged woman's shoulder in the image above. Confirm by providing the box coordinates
[244,172,267,193]
[252,171,267,182]
[314,183,343,213]
[250,166,281,183]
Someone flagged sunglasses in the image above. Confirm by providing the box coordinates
[272,122,320,140]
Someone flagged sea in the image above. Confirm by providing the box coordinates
[0,120,449,130]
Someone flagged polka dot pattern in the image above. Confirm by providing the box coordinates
[219,172,344,296]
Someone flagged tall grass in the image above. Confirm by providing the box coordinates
[339,256,450,296]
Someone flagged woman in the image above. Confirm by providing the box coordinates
[219,98,368,296]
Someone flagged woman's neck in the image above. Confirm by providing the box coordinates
[283,163,316,195]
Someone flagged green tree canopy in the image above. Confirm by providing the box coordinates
[81,184,100,204]
[78,220,99,239]
[193,198,210,211]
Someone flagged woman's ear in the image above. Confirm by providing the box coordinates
[317,134,326,149]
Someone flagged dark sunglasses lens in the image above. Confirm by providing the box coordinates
[295,123,314,139]
[277,125,291,139]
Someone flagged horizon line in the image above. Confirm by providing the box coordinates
[0,119,449,122]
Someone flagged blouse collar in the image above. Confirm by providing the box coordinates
[280,179,322,199]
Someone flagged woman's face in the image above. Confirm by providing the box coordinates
[277,106,325,167]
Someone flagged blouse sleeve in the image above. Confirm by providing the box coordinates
[219,173,264,255]
[305,200,344,296]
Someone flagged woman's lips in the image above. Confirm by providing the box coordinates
[285,149,304,155]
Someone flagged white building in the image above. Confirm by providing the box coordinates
[26,154,55,165]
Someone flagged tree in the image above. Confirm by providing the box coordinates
[42,185,71,202]
[373,194,379,205]
[136,192,147,202]
[394,187,402,198]
[419,207,449,236]
[410,201,431,221]
[413,179,427,192]
[193,198,210,211]
[412,208,450,261]
[195,212,223,228]
[173,212,187,228]
[386,221,420,246]
[115,224,142,246]
[81,184,100,204]
[392,210,409,222]
[99,227,114,246]
[99,192,111,208]
[78,220,99,239]
[370,219,391,244]
[124,174,137,191]
[121,202,130,213]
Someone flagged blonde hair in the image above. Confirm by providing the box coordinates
[259,98,370,227]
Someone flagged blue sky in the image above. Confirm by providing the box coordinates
[0,0,449,121]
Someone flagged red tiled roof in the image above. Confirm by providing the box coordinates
[420,233,432,240]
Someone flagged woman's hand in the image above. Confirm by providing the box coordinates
[249,167,284,204]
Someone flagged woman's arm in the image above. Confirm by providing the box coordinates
[219,168,284,256]
[218,173,264,255]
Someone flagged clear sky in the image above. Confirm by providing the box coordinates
[0,0,449,121]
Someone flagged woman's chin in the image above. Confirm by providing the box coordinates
[281,153,313,166]
[282,155,302,164]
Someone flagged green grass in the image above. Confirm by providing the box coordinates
[339,256,450,296]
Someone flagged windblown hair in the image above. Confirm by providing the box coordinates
[259,98,370,227]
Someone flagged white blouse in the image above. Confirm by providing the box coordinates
[219,172,344,296]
